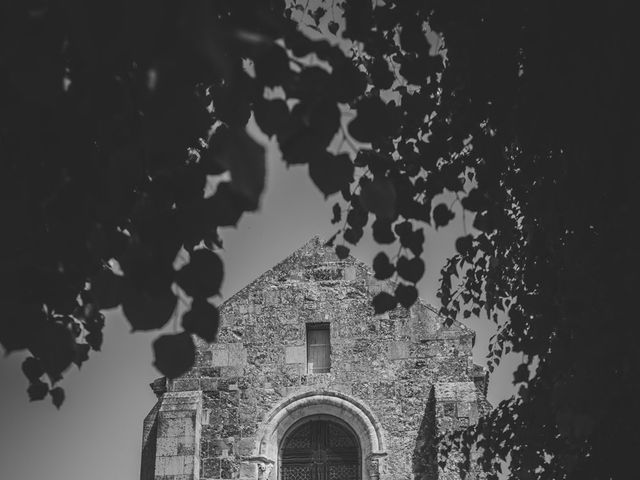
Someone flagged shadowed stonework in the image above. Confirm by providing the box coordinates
[141,237,490,480]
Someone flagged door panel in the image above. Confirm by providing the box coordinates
[281,420,359,480]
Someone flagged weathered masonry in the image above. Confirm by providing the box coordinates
[141,237,490,480]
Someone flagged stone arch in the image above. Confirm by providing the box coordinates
[249,390,387,480]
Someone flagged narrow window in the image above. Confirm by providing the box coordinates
[306,323,330,373]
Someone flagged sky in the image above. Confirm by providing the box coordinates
[0,136,518,480]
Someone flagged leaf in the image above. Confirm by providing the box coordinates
[27,380,49,401]
[397,256,425,283]
[213,128,265,211]
[346,202,368,229]
[372,292,397,314]
[91,269,124,310]
[396,284,418,308]
[359,177,397,220]
[343,0,373,41]
[335,245,350,259]
[433,203,455,228]
[153,332,196,379]
[182,299,220,343]
[343,226,363,245]
[84,330,103,352]
[21,357,44,382]
[372,218,396,244]
[49,386,65,408]
[176,249,224,299]
[455,235,474,257]
[331,203,342,224]
[330,56,368,103]
[73,343,90,367]
[122,287,177,331]
[513,363,530,384]
[253,98,289,138]
[399,18,431,54]
[0,302,46,353]
[348,96,394,143]
[309,152,354,197]
[29,322,76,382]
[370,57,395,90]
[206,182,246,227]
[309,6,326,26]
[373,252,395,280]
[253,44,291,87]
[394,221,425,256]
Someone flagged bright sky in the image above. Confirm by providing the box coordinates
[0,137,517,480]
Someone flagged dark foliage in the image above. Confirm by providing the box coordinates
[0,1,637,479]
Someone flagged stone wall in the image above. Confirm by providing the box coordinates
[142,237,489,480]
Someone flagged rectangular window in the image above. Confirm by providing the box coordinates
[307,323,330,373]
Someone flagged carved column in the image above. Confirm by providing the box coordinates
[367,453,385,480]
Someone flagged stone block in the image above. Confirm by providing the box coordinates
[343,266,357,281]
[285,345,306,364]
[200,378,218,392]
[172,378,199,392]
[457,401,471,418]
[388,341,410,360]
[211,349,229,367]
[228,344,248,367]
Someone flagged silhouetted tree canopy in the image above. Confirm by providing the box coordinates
[1,1,637,479]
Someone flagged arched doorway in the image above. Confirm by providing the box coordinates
[280,417,360,480]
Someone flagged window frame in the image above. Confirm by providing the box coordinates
[306,322,331,374]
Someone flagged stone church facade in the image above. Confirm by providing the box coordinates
[141,237,490,480]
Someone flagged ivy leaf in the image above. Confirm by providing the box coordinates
[176,249,224,299]
[27,380,49,401]
[254,44,291,87]
[0,302,46,353]
[372,292,397,314]
[49,386,65,409]
[330,56,368,103]
[310,6,326,26]
[309,153,354,197]
[153,332,196,379]
[372,218,396,244]
[331,203,342,224]
[373,252,395,280]
[73,343,90,367]
[513,363,530,384]
[370,57,395,90]
[455,235,474,257]
[346,202,368,229]
[29,322,76,382]
[395,283,418,308]
[253,98,289,138]
[206,182,246,227]
[343,226,364,245]
[399,18,431,54]
[213,128,265,211]
[433,203,455,228]
[85,330,103,352]
[348,96,394,143]
[91,269,124,310]
[335,245,350,259]
[359,177,397,220]
[182,299,220,343]
[21,357,44,382]
[122,287,177,331]
[397,256,425,283]
[394,221,425,256]
[343,0,373,41]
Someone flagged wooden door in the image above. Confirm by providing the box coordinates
[281,420,359,480]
